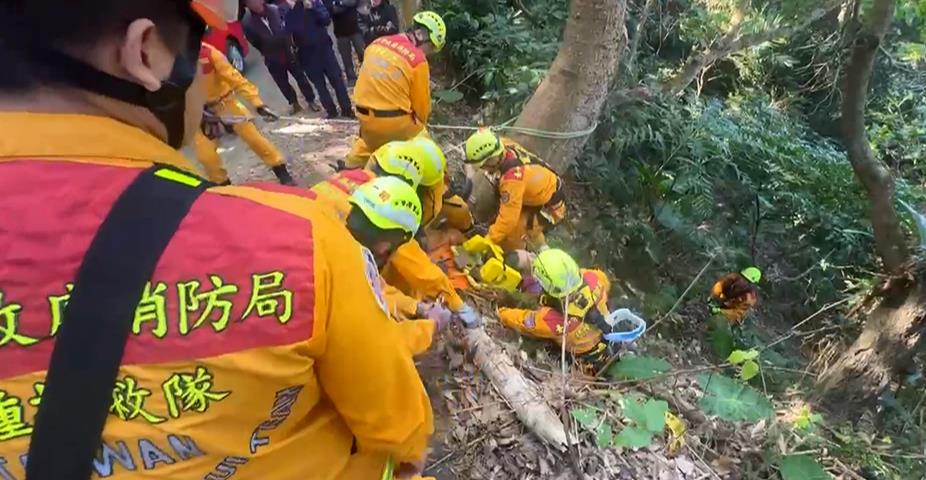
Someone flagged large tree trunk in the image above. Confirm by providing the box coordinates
[817,0,917,412]
[817,266,926,412]
[839,0,908,273]
[506,0,626,171]
[470,0,626,221]
[398,0,419,29]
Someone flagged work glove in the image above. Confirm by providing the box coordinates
[201,108,234,140]
[417,302,452,330]
[257,105,281,122]
[454,304,482,329]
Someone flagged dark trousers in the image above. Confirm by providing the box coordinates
[297,44,353,117]
[336,32,366,80]
[266,59,316,106]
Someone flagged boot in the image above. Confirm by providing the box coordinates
[272,165,296,186]
[218,179,232,186]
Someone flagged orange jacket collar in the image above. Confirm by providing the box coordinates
[0,112,196,172]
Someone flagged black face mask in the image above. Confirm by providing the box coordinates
[4,14,205,148]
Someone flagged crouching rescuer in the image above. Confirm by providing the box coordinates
[497,249,615,369]
[310,140,482,330]
[464,128,566,252]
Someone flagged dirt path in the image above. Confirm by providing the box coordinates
[181,49,359,186]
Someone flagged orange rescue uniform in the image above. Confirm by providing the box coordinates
[489,141,565,251]
[710,273,759,325]
[194,43,284,183]
[0,113,432,479]
[308,169,464,352]
[348,34,431,166]
[498,270,610,355]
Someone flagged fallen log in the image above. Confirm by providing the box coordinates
[464,327,568,450]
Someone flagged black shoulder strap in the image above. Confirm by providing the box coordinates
[26,166,212,480]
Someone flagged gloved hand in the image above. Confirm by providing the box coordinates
[201,108,234,140]
[454,304,482,329]
[418,302,452,330]
[257,105,280,122]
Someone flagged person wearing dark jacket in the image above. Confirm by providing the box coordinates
[243,0,319,114]
[359,0,399,45]
[284,0,354,118]
[324,0,365,82]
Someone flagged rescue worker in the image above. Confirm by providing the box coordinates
[347,11,446,167]
[709,266,761,325]
[194,41,296,185]
[310,141,483,330]
[412,136,475,232]
[0,1,432,479]
[497,249,613,368]
[464,128,566,252]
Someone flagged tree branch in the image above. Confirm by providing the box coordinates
[626,0,656,76]
[663,0,849,95]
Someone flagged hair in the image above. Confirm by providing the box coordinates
[405,25,430,46]
[0,0,193,91]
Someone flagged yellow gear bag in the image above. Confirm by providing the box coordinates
[455,235,521,292]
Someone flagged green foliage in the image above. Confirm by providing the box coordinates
[571,406,616,448]
[728,349,760,381]
[571,396,669,450]
[571,407,598,429]
[698,373,774,422]
[790,406,823,432]
[433,89,464,104]
[426,0,565,116]
[577,93,919,308]
[614,396,668,448]
[607,356,672,380]
[779,454,831,480]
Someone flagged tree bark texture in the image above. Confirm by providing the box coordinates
[465,327,568,449]
[470,0,626,221]
[840,0,908,273]
[505,0,627,171]
[816,268,926,412]
[398,0,419,29]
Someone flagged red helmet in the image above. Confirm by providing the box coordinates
[190,0,227,30]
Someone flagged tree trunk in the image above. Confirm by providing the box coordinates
[839,0,908,273]
[470,0,627,221]
[398,0,419,29]
[505,0,627,171]
[817,0,918,412]
[816,268,926,412]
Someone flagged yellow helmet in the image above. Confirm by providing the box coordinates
[532,249,583,298]
[413,11,447,51]
[410,136,447,187]
[349,176,423,235]
[371,141,425,188]
[741,266,762,284]
[465,128,504,166]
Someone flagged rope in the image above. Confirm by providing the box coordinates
[219,113,598,140]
